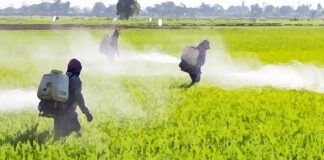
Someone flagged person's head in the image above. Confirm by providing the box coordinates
[67,59,82,76]
[198,40,211,51]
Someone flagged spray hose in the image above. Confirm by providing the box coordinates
[34,114,41,131]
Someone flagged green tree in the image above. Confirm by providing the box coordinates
[116,0,140,20]
[92,2,106,16]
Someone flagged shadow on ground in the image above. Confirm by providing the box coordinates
[1,123,51,147]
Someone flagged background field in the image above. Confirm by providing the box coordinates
[0,23,323,159]
[1,16,324,26]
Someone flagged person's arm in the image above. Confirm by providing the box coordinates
[72,80,93,122]
[196,50,206,67]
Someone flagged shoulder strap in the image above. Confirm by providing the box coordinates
[67,73,76,79]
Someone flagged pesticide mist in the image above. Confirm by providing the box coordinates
[66,33,181,76]
[2,32,324,112]
[0,32,182,114]
[0,89,38,110]
[204,39,324,93]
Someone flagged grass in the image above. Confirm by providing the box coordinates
[2,28,324,65]
[120,27,324,64]
[1,78,323,159]
[2,27,324,87]
[0,27,323,159]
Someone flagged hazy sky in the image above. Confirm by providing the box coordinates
[0,0,323,9]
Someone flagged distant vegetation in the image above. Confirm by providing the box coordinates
[0,0,323,18]
[116,0,140,20]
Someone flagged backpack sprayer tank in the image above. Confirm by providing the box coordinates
[179,46,200,73]
[37,70,69,102]
[181,46,199,66]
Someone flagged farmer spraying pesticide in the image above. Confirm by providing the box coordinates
[100,30,120,61]
[179,40,211,88]
[37,59,93,138]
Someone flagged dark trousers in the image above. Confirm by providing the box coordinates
[189,73,201,87]
[54,117,81,138]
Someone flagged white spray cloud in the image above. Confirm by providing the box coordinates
[3,32,324,114]
[80,52,182,76]
[105,79,147,119]
[62,32,182,76]
[0,89,38,111]
[122,52,179,64]
[6,32,180,115]
[204,39,324,93]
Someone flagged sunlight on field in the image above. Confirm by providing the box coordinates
[0,27,323,159]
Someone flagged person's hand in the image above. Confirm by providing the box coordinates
[86,113,93,122]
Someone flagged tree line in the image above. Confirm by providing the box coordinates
[0,0,323,18]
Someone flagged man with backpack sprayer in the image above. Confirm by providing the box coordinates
[179,40,211,88]
[37,59,93,138]
[100,30,120,61]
